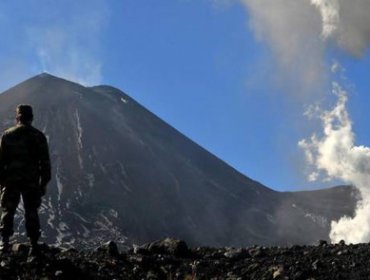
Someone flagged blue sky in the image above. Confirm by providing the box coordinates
[0,0,369,191]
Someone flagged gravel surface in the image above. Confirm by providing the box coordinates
[0,238,368,279]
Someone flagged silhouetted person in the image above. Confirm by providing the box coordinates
[0,104,51,255]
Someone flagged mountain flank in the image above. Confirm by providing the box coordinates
[0,73,357,248]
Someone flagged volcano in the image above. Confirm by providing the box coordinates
[0,74,357,248]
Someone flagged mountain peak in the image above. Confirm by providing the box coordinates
[28,72,82,86]
[37,72,55,78]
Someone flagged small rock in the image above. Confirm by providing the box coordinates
[97,241,120,257]
[227,271,235,277]
[337,249,349,256]
[318,240,328,247]
[294,271,304,278]
[249,247,264,258]
[133,245,148,255]
[0,260,9,267]
[290,245,301,251]
[132,266,140,274]
[27,256,39,264]
[61,247,77,254]
[339,240,346,246]
[272,265,284,279]
[247,263,260,271]
[143,238,189,258]
[312,260,320,270]
[224,248,249,260]
[146,270,157,279]
[54,257,80,276]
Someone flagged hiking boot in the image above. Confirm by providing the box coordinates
[28,236,41,257]
[29,244,41,257]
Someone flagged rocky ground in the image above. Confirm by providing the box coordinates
[0,238,369,279]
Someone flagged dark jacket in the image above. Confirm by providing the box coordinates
[0,123,51,187]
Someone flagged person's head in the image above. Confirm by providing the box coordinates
[16,104,34,125]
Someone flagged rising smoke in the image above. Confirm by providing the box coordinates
[299,83,370,243]
[239,0,370,243]
[241,0,325,97]
[26,0,109,85]
[311,0,370,56]
[0,0,109,90]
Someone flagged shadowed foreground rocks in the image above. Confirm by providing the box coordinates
[1,238,370,279]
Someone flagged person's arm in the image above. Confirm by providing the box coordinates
[39,134,51,196]
[0,135,6,186]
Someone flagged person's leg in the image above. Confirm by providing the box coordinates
[22,187,42,248]
[0,186,21,248]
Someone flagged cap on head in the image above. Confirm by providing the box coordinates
[16,104,34,123]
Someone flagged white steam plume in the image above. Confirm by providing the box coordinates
[237,0,370,243]
[0,0,109,90]
[26,0,109,85]
[311,0,340,39]
[299,83,370,243]
[298,1,370,243]
[241,0,325,96]
[311,0,370,56]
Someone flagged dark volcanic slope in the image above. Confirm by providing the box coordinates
[0,74,357,248]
